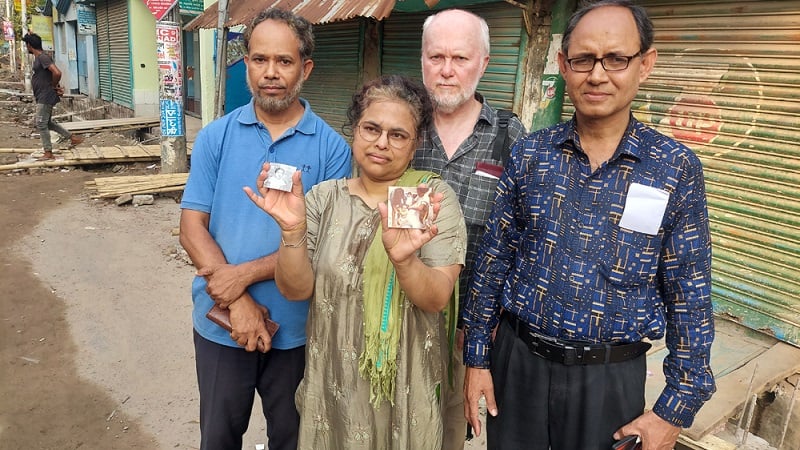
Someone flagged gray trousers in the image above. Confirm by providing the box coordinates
[35,103,70,151]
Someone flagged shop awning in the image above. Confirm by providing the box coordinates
[183,0,409,31]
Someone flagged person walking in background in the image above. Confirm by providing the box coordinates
[462,1,715,449]
[22,32,83,161]
[413,9,527,449]
[245,74,467,449]
[179,8,351,450]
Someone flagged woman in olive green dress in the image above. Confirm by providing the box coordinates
[245,75,466,449]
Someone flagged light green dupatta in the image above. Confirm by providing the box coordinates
[358,169,459,407]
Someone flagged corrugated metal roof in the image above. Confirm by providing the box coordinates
[184,0,398,31]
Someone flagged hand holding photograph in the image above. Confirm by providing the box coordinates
[262,163,297,192]
[387,186,433,229]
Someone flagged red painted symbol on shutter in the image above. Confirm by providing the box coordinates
[667,95,722,144]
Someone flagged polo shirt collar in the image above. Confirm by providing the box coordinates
[237,97,316,136]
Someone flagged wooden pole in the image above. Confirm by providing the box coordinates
[214,0,228,119]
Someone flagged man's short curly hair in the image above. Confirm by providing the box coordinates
[22,33,43,51]
[244,8,314,61]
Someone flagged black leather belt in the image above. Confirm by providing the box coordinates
[504,314,651,365]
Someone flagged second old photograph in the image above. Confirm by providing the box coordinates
[388,185,434,229]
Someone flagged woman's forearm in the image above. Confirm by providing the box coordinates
[394,258,460,312]
[274,228,315,300]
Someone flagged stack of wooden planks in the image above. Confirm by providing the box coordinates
[85,173,189,199]
[0,144,191,172]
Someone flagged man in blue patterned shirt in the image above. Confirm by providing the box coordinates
[462,1,715,449]
[414,9,527,449]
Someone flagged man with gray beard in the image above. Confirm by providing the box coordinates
[412,9,526,450]
[179,8,351,450]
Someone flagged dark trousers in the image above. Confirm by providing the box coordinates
[194,331,305,450]
[487,318,646,450]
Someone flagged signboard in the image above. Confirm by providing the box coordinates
[160,99,183,137]
[156,22,184,137]
[179,0,203,15]
[31,16,54,51]
[143,0,178,21]
[77,5,97,35]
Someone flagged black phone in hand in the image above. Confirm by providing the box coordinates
[612,435,641,450]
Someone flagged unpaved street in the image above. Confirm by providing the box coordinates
[0,169,278,449]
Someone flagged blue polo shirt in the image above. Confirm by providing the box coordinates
[181,98,352,349]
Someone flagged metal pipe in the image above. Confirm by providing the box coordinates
[778,378,799,449]
[738,364,759,433]
[740,393,757,446]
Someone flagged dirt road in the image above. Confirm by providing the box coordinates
[0,104,487,449]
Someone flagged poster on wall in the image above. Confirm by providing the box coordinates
[30,16,54,51]
[156,22,184,137]
[226,32,246,67]
[77,5,97,35]
[2,20,14,41]
[144,0,178,21]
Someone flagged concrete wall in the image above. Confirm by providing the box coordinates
[128,0,158,117]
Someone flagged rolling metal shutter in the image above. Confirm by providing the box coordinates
[563,1,800,345]
[95,0,132,108]
[301,20,363,135]
[382,2,524,110]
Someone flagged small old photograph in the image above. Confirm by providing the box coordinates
[263,163,296,192]
[388,186,433,229]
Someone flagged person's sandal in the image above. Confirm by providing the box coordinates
[69,134,84,147]
[36,151,56,161]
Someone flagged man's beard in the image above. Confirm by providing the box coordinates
[428,79,479,114]
[248,76,304,114]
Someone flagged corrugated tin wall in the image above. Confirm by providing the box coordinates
[302,20,363,134]
[563,1,800,345]
[381,1,524,110]
[95,0,132,108]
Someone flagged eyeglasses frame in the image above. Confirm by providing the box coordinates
[356,122,415,150]
[566,52,642,73]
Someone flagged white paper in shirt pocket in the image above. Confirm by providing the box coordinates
[618,183,669,235]
[474,169,499,180]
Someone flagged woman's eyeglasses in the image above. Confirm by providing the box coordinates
[357,122,414,149]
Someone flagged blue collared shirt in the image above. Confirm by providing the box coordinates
[462,117,715,427]
[182,98,352,350]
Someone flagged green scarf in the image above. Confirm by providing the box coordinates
[359,169,454,407]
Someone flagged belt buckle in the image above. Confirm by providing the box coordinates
[563,345,577,365]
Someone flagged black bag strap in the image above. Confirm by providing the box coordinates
[491,109,516,164]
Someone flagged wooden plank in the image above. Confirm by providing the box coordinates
[61,117,160,133]
[684,342,800,441]
[0,143,193,171]
[84,173,188,198]
[678,433,737,450]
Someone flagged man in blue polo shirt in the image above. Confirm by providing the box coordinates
[179,8,351,450]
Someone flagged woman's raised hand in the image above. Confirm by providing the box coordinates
[378,184,444,263]
[243,162,307,232]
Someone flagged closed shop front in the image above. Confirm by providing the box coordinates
[382,1,525,111]
[95,0,132,108]
[564,1,800,345]
[301,20,363,134]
